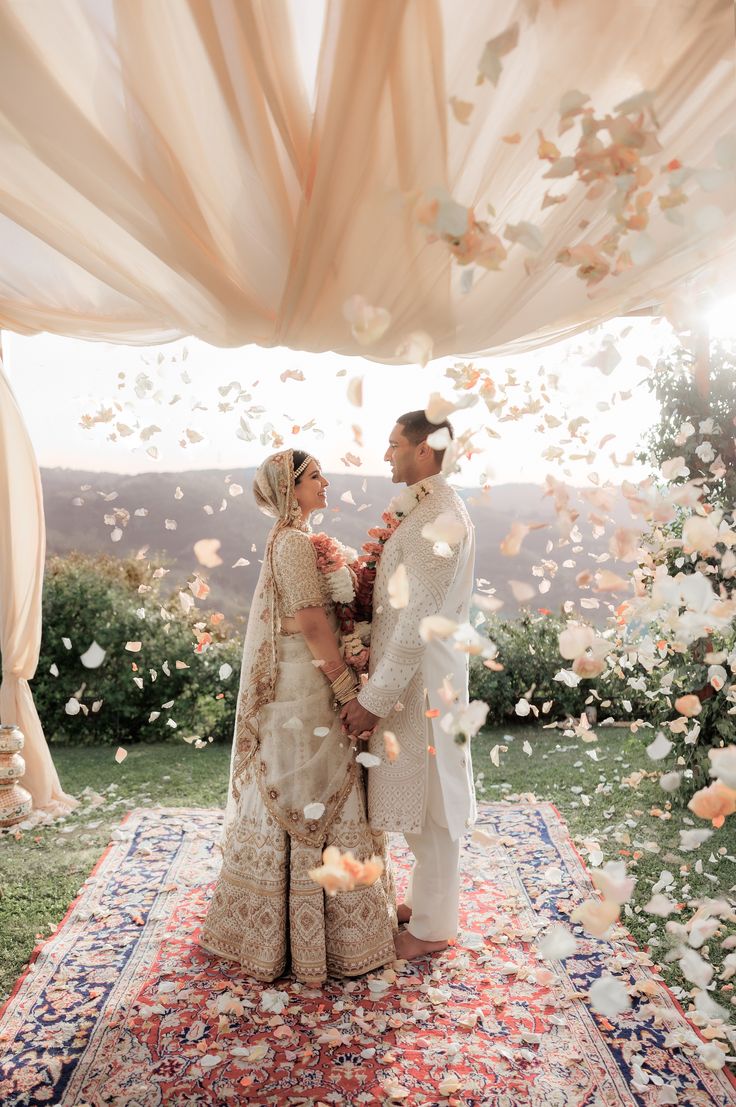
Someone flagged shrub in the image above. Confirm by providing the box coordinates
[469,611,588,725]
[33,553,241,746]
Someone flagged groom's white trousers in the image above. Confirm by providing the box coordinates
[403,752,461,942]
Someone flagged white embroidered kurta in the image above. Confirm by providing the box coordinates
[358,474,477,841]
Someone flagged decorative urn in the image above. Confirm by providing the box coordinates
[0,724,33,828]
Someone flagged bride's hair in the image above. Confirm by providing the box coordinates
[291,449,311,484]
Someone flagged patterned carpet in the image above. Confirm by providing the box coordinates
[0,803,734,1106]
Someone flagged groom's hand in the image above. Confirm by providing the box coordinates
[340,699,378,739]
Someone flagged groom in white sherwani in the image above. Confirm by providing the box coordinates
[342,411,477,961]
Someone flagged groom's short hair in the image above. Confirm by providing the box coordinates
[397,410,454,463]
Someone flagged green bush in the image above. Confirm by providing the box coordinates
[33,553,241,746]
[468,611,678,728]
[469,611,588,725]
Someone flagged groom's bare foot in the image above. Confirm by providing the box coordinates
[396,903,412,925]
[393,929,448,961]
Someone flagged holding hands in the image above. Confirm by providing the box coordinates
[340,699,378,740]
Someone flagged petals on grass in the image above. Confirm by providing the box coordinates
[115,747,127,763]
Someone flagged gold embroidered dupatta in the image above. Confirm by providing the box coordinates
[220,449,355,852]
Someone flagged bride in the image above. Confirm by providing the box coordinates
[199,448,396,984]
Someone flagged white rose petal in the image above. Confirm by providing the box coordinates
[646,732,673,761]
[709,746,736,789]
[80,641,107,669]
[356,752,381,768]
[538,924,578,961]
[514,698,531,717]
[388,564,410,609]
[419,615,458,642]
[303,802,326,820]
[679,827,713,851]
[588,975,631,1017]
[422,512,465,546]
[678,948,714,989]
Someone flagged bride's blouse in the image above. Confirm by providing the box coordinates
[272,527,332,631]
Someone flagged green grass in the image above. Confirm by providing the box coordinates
[1,728,735,1025]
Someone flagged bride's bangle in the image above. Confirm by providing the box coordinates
[330,667,358,706]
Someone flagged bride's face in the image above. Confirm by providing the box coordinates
[294,459,329,515]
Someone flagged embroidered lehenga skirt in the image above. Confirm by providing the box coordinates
[199,631,396,982]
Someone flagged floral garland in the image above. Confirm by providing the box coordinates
[310,482,432,675]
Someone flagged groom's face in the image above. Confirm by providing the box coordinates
[384,423,419,485]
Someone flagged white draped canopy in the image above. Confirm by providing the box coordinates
[0,0,734,811]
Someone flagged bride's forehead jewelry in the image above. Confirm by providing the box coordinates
[293,455,314,480]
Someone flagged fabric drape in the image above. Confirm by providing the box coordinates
[0,0,732,357]
[0,359,77,814]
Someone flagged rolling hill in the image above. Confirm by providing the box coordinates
[41,467,638,626]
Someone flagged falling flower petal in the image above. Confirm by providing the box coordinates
[342,296,392,346]
[303,802,326,820]
[80,641,106,669]
[396,331,433,367]
[356,751,381,768]
[422,512,465,546]
[688,779,736,828]
[347,377,363,407]
[588,975,631,1017]
[388,564,410,609]
[477,22,519,85]
[674,694,702,717]
[384,731,400,762]
[449,96,474,124]
[538,923,578,960]
[420,615,458,642]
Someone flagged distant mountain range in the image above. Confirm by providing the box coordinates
[41,467,638,626]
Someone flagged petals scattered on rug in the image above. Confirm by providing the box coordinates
[1,804,734,1106]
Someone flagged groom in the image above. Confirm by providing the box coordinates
[341,411,476,961]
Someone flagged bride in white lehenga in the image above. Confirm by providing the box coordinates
[200,448,396,984]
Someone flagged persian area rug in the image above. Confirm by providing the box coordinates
[1,804,734,1107]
